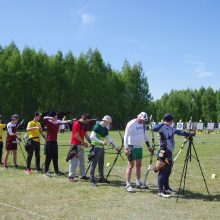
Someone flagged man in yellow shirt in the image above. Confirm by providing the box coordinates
[26,112,45,174]
[0,115,6,165]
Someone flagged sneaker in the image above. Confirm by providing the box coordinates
[44,172,52,177]
[165,188,176,194]
[3,165,8,169]
[158,191,170,198]
[25,169,32,175]
[98,178,107,183]
[54,172,62,176]
[80,176,90,180]
[126,184,135,193]
[136,183,149,189]
[90,181,97,187]
[36,168,43,172]
[69,177,77,182]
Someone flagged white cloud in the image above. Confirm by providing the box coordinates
[80,13,95,25]
[185,58,213,78]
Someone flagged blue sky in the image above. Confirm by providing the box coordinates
[0,0,219,99]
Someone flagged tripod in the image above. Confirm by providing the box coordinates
[176,135,211,202]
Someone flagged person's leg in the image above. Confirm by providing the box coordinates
[90,148,99,183]
[69,157,78,178]
[164,164,172,190]
[78,147,86,177]
[158,169,165,193]
[4,150,10,166]
[44,142,51,173]
[98,148,105,179]
[26,143,34,170]
[0,142,3,164]
[126,160,134,186]
[52,142,59,173]
[34,142,41,170]
[135,159,142,185]
[12,150,17,166]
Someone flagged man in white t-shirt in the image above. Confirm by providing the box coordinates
[124,112,153,192]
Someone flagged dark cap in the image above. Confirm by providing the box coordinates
[11,114,19,120]
[34,112,41,117]
[49,111,58,117]
[163,113,174,122]
[81,113,91,120]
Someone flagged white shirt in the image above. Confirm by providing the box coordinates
[124,119,149,148]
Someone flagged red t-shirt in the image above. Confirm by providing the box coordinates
[70,121,87,145]
[45,119,59,141]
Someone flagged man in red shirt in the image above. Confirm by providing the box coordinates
[44,111,70,177]
[68,113,91,182]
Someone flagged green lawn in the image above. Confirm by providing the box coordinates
[0,130,219,220]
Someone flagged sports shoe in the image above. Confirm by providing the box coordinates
[98,178,107,183]
[69,177,77,182]
[3,165,8,169]
[165,188,176,194]
[158,191,170,198]
[44,172,52,177]
[36,168,43,172]
[54,172,63,176]
[80,176,90,180]
[136,183,149,189]
[25,169,32,175]
[90,181,97,187]
[126,184,135,193]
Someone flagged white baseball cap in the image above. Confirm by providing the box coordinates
[137,112,148,121]
[102,115,112,123]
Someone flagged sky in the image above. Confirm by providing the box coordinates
[0,0,219,100]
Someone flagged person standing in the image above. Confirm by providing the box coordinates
[124,112,153,192]
[44,111,69,177]
[3,114,21,169]
[0,115,6,165]
[153,113,193,198]
[68,113,91,182]
[90,115,118,186]
[25,112,46,174]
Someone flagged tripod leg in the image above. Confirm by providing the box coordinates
[176,144,190,202]
[85,162,91,176]
[192,142,212,201]
[106,153,120,182]
[176,157,187,201]
[182,158,189,195]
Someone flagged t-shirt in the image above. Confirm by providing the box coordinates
[0,123,6,142]
[124,119,149,148]
[27,121,42,143]
[45,119,59,142]
[91,123,108,145]
[6,122,17,144]
[70,121,87,145]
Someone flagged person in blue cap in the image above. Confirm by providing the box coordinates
[153,113,194,198]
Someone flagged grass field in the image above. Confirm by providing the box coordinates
[0,130,220,220]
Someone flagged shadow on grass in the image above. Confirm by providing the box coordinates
[174,189,220,202]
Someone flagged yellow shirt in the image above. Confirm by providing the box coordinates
[27,121,42,143]
[0,123,6,142]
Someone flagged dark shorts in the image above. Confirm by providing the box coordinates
[129,146,143,160]
[6,142,17,151]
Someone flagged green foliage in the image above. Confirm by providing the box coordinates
[0,43,151,126]
[152,87,218,123]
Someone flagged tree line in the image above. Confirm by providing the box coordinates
[0,42,219,127]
